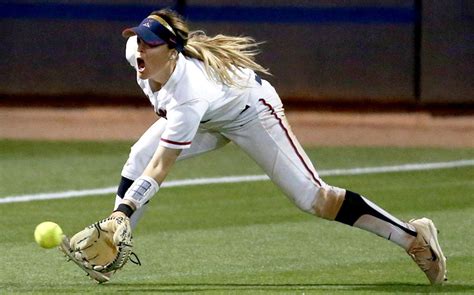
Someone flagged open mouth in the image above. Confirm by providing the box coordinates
[137,58,145,72]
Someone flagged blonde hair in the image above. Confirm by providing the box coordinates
[153,9,271,87]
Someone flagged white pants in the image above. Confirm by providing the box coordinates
[120,80,326,214]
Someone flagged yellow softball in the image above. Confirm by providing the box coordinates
[34,221,63,249]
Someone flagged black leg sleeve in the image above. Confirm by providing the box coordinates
[117,176,135,199]
[335,190,417,236]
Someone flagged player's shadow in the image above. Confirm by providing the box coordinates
[111,282,473,293]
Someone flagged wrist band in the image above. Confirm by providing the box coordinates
[114,203,134,218]
[123,175,159,209]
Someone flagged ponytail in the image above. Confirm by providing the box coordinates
[153,9,270,87]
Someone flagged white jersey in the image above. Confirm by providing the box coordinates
[122,36,326,222]
[125,36,260,149]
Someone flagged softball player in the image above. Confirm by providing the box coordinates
[111,8,446,284]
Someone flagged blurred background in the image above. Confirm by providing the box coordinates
[2,4,474,293]
[1,0,472,110]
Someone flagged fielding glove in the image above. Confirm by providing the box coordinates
[59,215,137,283]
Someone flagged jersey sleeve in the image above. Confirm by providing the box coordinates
[159,100,209,149]
[125,36,138,69]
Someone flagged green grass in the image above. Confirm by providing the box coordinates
[0,140,473,294]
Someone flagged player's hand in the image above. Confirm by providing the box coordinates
[110,210,127,219]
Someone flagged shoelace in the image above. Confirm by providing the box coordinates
[129,252,141,266]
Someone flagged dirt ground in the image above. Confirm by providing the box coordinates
[0,107,473,148]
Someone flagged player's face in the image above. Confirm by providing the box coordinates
[135,37,176,85]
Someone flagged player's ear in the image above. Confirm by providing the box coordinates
[168,49,178,60]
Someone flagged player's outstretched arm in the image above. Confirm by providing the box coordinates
[143,145,182,185]
[115,146,182,216]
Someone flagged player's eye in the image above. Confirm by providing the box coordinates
[137,38,147,47]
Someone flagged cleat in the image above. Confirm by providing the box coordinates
[407,218,447,285]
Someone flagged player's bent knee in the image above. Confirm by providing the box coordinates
[312,186,346,220]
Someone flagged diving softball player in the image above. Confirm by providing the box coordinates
[109,8,447,284]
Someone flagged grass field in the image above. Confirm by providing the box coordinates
[0,139,473,294]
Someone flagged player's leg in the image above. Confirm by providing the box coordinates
[117,118,229,228]
[303,184,446,283]
[223,80,446,283]
[227,81,416,247]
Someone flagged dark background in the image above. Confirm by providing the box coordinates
[1,1,472,110]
